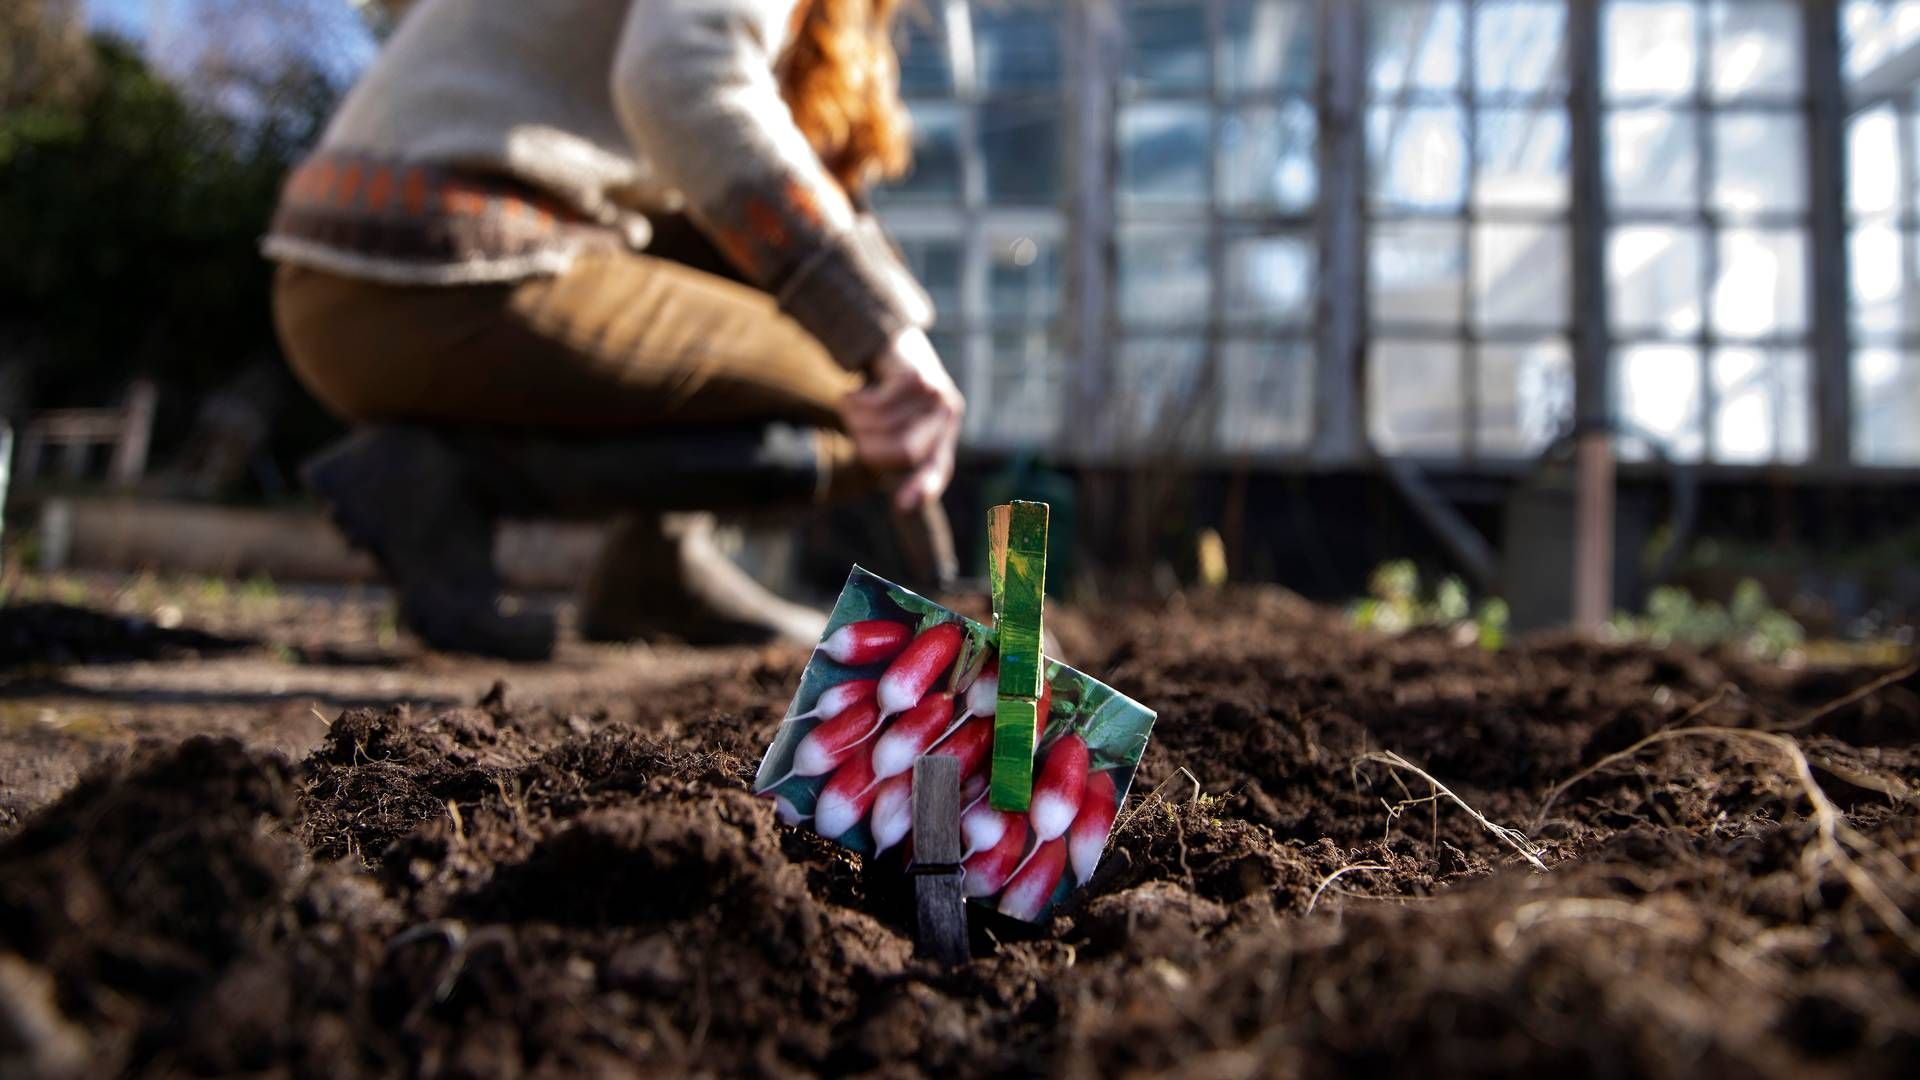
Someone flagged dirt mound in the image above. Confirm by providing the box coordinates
[2,590,1917,1076]
[0,737,370,1075]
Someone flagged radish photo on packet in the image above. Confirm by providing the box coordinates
[752,567,1157,924]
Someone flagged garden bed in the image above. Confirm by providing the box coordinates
[1,589,1916,1076]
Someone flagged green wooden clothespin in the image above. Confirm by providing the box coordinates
[987,500,1049,812]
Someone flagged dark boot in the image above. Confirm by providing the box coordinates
[457,425,835,648]
[577,513,828,646]
[308,422,839,657]
[303,426,555,660]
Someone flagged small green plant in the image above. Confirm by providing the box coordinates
[1350,560,1509,651]
[240,573,280,606]
[1610,578,1805,661]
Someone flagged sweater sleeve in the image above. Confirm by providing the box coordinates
[612,0,933,373]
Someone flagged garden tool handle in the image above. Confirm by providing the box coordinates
[892,498,959,593]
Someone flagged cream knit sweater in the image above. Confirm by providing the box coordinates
[263,0,931,372]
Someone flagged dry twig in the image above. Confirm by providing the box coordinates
[1533,725,1920,952]
[1355,750,1550,871]
[1306,863,1392,915]
[1766,662,1919,733]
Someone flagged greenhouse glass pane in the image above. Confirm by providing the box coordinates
[1368,104,1469,210]
[1370,0,1466,94]
[1605,1,1699,101]
[1478,340,1574,455]
[1617,344,1705,461]
[880,105,964,204]
[1219,103,1318,211]
[983,329,1065,443]
[1219,340,1313,450]
[1609,225,1706,336]
[895,237,964,319]
[1371,341,1467,455]
[1372,221,1465,326]
[1711,113,1807,215]
[1711,347,1811,463]
[1121,103,1211,207]
[1853,349,1920,464]
[1606,109,1699,212]
[1126,1,1210,93]
[1712,229,1808,338]
[981,104,1063,206]
[1708,1,1803,101]
[1474,223,1570,330]
[1116,337,1211,440]
[1222,0,1315,93]
[1119,227,1212,324]
[1224,231,1314,325]
[1846,107,1900,217]
[1476,107,1570,210]
[974,5,1061,91]
[1849,224,1920,337]
[897,14,951,95]
[989,235,1061,323]
[1476,1,1568,95]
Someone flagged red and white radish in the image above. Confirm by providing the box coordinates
[997,838,1067,921]
[869,772,914,853]
[774,795,809,826]
[963,661,999,719]
[790,699,883,777]
[1067,770,1119,882]
[961,802,1017,859]
[818,620,912,666]
[877,622,964,717]
[961,769,988,805]
[966,661,1053,729]
[961,815,1029,898]
[1029,734,1089,841]
[784,678,877,723]
[870,693,955,780]
[926,715,994,779]
[1033,678,1054,747]
[814,751,880,840]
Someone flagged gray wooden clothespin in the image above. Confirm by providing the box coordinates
[908,754,967,967]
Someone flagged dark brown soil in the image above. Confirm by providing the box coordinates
[0,602,250,669]
[3,588,1918,1078]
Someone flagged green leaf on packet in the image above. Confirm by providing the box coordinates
[886,586,950,629]
[1080,687,1151,768]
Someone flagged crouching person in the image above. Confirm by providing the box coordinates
[265,0,963,659]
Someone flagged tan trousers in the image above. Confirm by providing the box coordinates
[271,234,868,490]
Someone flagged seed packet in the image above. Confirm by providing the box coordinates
[752,566,1157,923]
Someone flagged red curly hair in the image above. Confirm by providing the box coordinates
[779,0,913,195]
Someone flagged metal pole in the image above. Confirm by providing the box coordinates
[1312,0,1367,465]
[1063,0,1120,461]
[1803,0,1854,466]
[1568,0,1615,630]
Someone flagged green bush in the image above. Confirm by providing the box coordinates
[1350,560,1509,651]
[1610,578,1805,662]
[1,31,335,409]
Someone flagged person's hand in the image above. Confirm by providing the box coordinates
[840,328,965,513]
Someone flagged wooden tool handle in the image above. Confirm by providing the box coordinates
[892,498,959,592]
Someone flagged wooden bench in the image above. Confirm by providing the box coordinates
[14,379,157,489]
